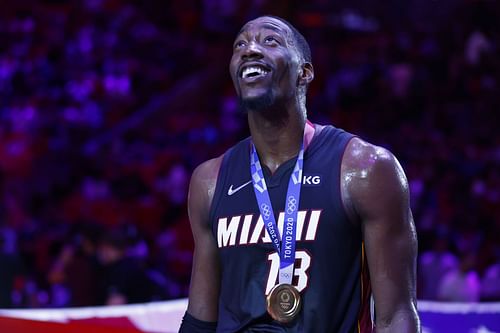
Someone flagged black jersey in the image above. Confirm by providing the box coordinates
[209,125,373,333]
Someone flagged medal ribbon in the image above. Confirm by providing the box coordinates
[250,141,303,285]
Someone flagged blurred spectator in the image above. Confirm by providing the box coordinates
[0,233,24,307]
[480,263,500,302]
[97,228,165,305]
[419,235,458,300]
[47,223,101,306]
[437,253,481,302]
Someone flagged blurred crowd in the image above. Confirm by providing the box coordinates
[0,0,498,308]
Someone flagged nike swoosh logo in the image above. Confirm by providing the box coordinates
[227,180,252,196]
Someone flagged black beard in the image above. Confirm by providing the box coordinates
[238,91,288,122]
[238,90,275,113]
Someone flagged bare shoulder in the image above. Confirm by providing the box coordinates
[190,155,225,193]
[188,154,225,230]
[341,137,410,222]
[342,137,404,178]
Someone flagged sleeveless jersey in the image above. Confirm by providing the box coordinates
[209,125,373,333]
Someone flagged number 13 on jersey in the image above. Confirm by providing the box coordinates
[265,250,311,294]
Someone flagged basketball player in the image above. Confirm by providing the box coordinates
[179,15,420,332]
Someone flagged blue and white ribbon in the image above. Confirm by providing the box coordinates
[250,142,304,284]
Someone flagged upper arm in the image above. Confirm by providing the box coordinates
[341,138,420,332]
[186,156,223,321]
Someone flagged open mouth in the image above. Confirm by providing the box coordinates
[240,65,270,79]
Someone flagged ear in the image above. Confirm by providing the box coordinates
[298,62,314,86]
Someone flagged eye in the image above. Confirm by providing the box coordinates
[264,36,280,45]
[234,40,246,49]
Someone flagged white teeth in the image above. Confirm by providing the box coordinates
[242,66,269,78]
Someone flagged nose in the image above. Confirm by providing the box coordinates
[241,41,264,60]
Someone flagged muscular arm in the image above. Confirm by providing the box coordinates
[341,138,420,333]
[186,156,223,321]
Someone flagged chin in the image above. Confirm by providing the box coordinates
[239,91,275,113]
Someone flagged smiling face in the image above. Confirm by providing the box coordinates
[229,17,303,112]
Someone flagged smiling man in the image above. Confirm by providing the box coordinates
[179,16,421,333]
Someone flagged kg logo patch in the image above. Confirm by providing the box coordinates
[302,174,322,186]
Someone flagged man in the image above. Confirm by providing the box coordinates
[0,234,24,308]
[180,15,420,332]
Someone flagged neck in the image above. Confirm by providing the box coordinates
[248,105,312,174]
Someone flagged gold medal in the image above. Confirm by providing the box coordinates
[266,283,302,323]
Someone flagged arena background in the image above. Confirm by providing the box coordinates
[0,0,498,332]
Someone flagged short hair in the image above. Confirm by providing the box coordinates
[264,15,312,64]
